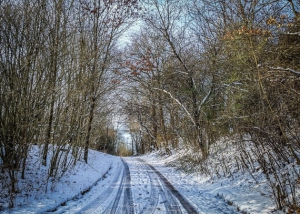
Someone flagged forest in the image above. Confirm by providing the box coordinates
[0,0,299,211]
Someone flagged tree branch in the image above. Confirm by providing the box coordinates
[269,66,300,75]
[284,32,300,36]
[198,87,212,113]
[153,88,196,125]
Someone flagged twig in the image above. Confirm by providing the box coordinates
[269,66,300,76]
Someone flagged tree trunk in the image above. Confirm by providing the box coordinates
[151,98,158,149]
[42,0,61,166]
[84,96,96,163]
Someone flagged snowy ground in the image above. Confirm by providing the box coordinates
[1,147,280,213]
[138,152,278,214]
[1,147,121,213]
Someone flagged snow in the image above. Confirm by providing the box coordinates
[1,145,283,213]
[139,152,279,213]
[1,146,121,213]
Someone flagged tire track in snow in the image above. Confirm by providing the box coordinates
[124,157,160,214]
[122,158,134,213]
[77,161,124,214]
[103,158,134,214]
[137,158,198,214]
[127,157,180,213]
[136,160,160,214]
[155,172,182,214]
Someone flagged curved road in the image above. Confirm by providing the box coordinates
[52,157,240,214]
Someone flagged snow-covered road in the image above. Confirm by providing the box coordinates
[78,159,133,214]
[51,156,239,214]
[125,157,239,214]
[128,158,198,213]
[3,148,277,214]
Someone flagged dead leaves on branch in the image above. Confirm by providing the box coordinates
[223,14,297,41]
[124,53,156,77]
[80,0,140,18]
[223,26,271,40]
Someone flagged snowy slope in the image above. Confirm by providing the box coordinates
[1,146,121,213]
